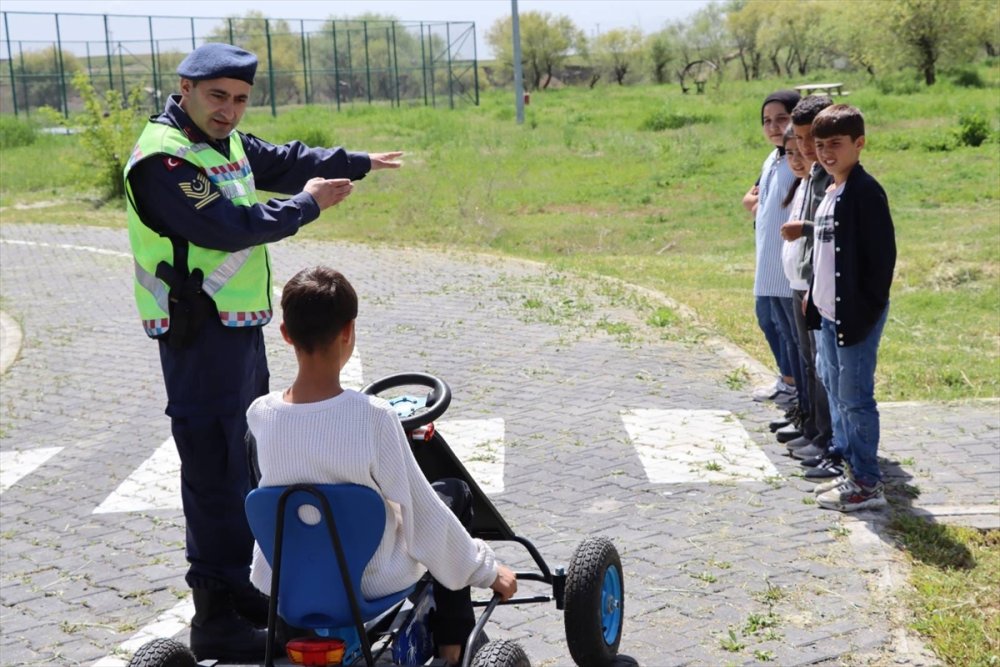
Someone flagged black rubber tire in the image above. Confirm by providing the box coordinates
[470,639,531,667]
[564,537,624,667]
[126,638,197,667]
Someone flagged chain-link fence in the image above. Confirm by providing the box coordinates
[0,11,479,117]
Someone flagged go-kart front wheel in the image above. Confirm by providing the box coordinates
[564,537,624,667]
[470,639,531,667]
[126,637,197,667]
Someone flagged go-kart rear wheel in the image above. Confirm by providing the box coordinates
[470,639,531,667]
[126,637,197,667]
[563,537,623,667]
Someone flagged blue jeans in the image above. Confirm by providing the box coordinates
[755,296,795,380]
[815,306,889,487]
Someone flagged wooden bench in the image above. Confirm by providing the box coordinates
[794,82,848,96]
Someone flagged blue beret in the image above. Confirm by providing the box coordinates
[177,43,257,85]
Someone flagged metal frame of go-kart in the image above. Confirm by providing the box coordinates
[364,373,626,667]
[360,373,570,665]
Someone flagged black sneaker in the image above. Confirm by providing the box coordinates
[775,423,802,443]
[800,455,824,468]
[769,406,799,432]
[804,455,844,479]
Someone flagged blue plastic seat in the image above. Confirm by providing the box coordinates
[245,483,416,665]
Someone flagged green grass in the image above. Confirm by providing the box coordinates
[888,513,1000,666]
[1,71,998,402]
[0,70,998,667]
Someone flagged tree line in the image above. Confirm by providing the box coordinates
[485,0,999,90]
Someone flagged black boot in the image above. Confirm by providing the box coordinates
[229,582,270,628]
[190,588,268,663]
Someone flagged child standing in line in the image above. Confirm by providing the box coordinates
[805,105,896,512]
[745,90,807,434]
[247,266,517,665]
[780,96,837,474]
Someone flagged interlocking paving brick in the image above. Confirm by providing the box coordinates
[1,224,996,666]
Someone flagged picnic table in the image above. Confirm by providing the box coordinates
[795,82,848,96]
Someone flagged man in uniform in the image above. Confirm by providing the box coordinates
[124,42,402,662]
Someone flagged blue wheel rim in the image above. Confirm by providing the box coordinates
[600,565,623,645]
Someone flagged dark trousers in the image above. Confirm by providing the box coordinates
[792,290,832,446]
[429,478,477,646]
[159,320,270,590]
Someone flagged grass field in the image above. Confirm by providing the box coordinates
[0,66,998,667]
[1,72,998,404]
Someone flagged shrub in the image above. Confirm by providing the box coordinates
[949,66,985,89]
[922,133,956,152]
[41,72,146,200]
[875,72,922,95]
[641,109,712,132]
[956,113,990,147]
[0,116,38,149]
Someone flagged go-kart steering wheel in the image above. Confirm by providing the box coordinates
[361,372,452,432]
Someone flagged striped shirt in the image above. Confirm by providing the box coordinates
[753,149,797,297]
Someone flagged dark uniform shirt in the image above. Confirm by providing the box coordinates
[128,94,371,253]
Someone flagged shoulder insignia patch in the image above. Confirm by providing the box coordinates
[178,172,221,210]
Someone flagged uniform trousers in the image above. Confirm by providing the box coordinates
[158,319,270,590]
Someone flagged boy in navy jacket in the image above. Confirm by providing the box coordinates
[805,104,896,512]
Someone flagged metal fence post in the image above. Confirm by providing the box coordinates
[472,22,479,106]
[331,20,341,111]
[148,16,159,108]
[104,14,113,93]
[3,12,18,116]
[362,21,371,104]
[445,22,453,110]
[265,18,276,117]
[346,27,353,102]
[427,28,436,108]
[419,22,428,107]
[18,41,29,117]
[299,19,309,105]
[54,13,68,117]
[190,17,196,50]
[391,22,400,107]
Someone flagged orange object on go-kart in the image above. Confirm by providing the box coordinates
[285,637,346,666]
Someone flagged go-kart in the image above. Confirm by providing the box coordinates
[127,373,625,667]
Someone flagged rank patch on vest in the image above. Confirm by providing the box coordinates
[179,173,221,210]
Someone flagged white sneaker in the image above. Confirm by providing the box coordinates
[752,380,796,404]
[816,480,887,512]
[813,474,849,495]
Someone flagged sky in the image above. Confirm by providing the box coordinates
[1,0,710,59]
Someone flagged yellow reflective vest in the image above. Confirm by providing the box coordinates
[124,123,272,337]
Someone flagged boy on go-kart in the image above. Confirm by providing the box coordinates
[246,265,517,665]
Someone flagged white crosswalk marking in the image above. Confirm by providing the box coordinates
[622,408,780,483]
[91,598,194,666]
[92,349,365,514]
[0,448,63,493]
[93,438,180,513]
[437,418,506,494]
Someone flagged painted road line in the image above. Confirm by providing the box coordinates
[0,238,131,259]
[621,409,780,484]
[437,418,505,494]
[94,438,180,513]
[0,447,63,493]
[95,415,499,514]
[91,597,194,666]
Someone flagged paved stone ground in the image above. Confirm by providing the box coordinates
[1,223,997,667]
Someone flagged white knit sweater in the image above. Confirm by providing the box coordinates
[247,389,498,599]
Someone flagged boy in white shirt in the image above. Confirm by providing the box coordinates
[247,265,517,665]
